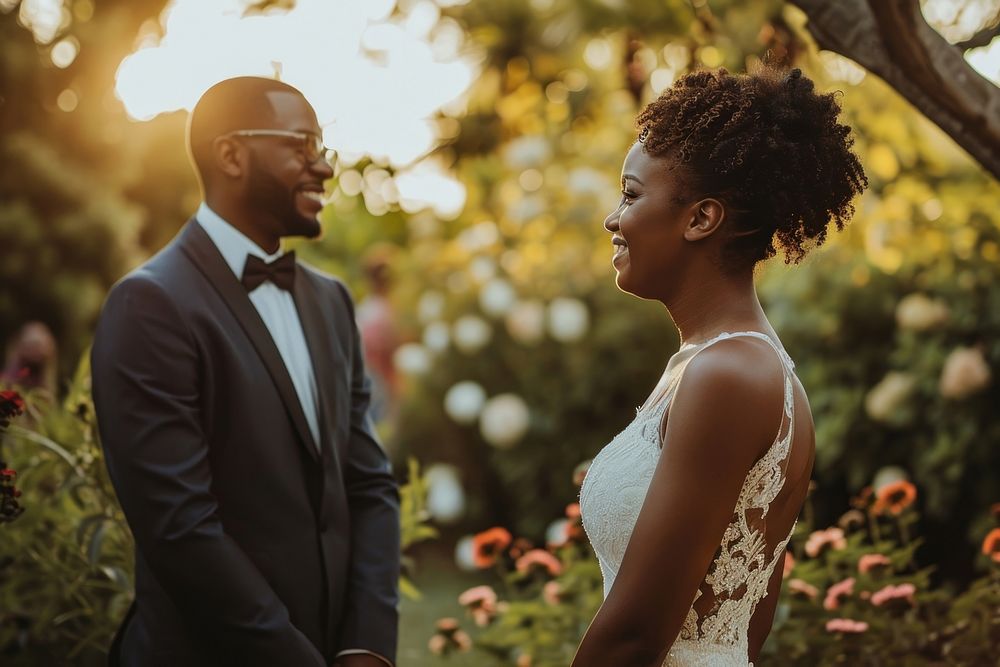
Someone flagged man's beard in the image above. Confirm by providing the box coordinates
[245,153,321,240]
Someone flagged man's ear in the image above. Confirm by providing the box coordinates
[683,198,725,241]
[213,136,246,179]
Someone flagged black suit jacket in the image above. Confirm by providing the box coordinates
[91,220,400,667]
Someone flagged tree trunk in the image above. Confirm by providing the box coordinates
[788,0,1000,180]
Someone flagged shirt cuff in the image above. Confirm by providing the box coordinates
[334,648,394,667]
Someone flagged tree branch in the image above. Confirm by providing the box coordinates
[788,0,1000,180]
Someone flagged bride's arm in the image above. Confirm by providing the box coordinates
[571,340,784,667]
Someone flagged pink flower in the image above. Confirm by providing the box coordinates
[823,577,856,610]
[458,585,498,627]
[542,581,562,606]
[871,582,916,608]
[787,579,819,600]
[825,618,869,633]
[515,549,563,577]
[805,527,847,558]
[858,553,892,575]
[782,551,795,578]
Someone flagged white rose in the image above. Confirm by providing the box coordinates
[453,315,492,353]
[422,321,451,352]
[502,135,552,169]
[546,518,570,548]
[939,346,992,400]
[505,300,546,345]
[425,464,466,524]
[547,297,590,343]
[479,278,517,317]
[454,535,478,571]
[444,381,487,424]
[393,343,432,376]
[864,371,917,422]
[417,291,446,323]
[895,293,950,331]
[479,393,531,448]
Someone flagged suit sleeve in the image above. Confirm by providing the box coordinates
[334,281,401,665]
[91,275,326,667]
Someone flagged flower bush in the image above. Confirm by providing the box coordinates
[435,470,999,665]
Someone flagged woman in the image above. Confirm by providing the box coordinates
[574,66,867,666]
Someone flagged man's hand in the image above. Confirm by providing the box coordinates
[332,654,392,667]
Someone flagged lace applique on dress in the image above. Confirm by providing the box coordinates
[579,332,798,667]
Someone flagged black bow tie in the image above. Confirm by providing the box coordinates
[241,252,296,292]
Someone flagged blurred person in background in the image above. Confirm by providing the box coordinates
[91,77,399,667]
[1,321,57,394]
[575,66,867,667]
[355,246,401,427]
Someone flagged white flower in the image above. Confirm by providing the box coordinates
[425,464,466,524]
[469,256,497,283]
[502,135,552,169]
[547,297,590,343]
[479,393,531,448]
[567,167,612,198]
[895,293,950,331]
[872,466,909,495]
[546,518,570,548]
[939,346,992,400]
[418,291,446,323]
[444,381,487,424]
[393,343,432,375]
[864,371,917,422]
[507,195,545,224]
[453,315,492,353]
[479,279,517,317]
[505,300,546,345]
[454,535,478,571]
[422,321,451,352]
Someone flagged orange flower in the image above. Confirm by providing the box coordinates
[982,528,1000,563]
[515,549,563,577]
[850,486,874,510]
[871,480,917,516]
[565,503,581,519]
[471,527,512,568]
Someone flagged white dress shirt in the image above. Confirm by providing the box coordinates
[196,203,321,448]
[197,205,394,667]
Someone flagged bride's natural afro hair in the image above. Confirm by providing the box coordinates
[636,66,868,268]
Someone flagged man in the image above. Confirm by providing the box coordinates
[91,77,399,667]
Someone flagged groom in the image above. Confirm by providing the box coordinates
[91,77,400,667]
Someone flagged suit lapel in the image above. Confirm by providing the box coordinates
[292,271,342,464]
[177,220,321,462]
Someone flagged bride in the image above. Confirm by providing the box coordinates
[573,66,867,666]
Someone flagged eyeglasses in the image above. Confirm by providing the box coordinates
[221,129,337,166]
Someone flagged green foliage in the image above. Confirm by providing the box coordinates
[0,360,132,666]
[401,457,442,601]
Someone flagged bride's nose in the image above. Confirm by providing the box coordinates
[604,203,624,233]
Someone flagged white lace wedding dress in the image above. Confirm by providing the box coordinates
[579,331,798,666]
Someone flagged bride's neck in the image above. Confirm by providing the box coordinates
[664,268,768,346]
